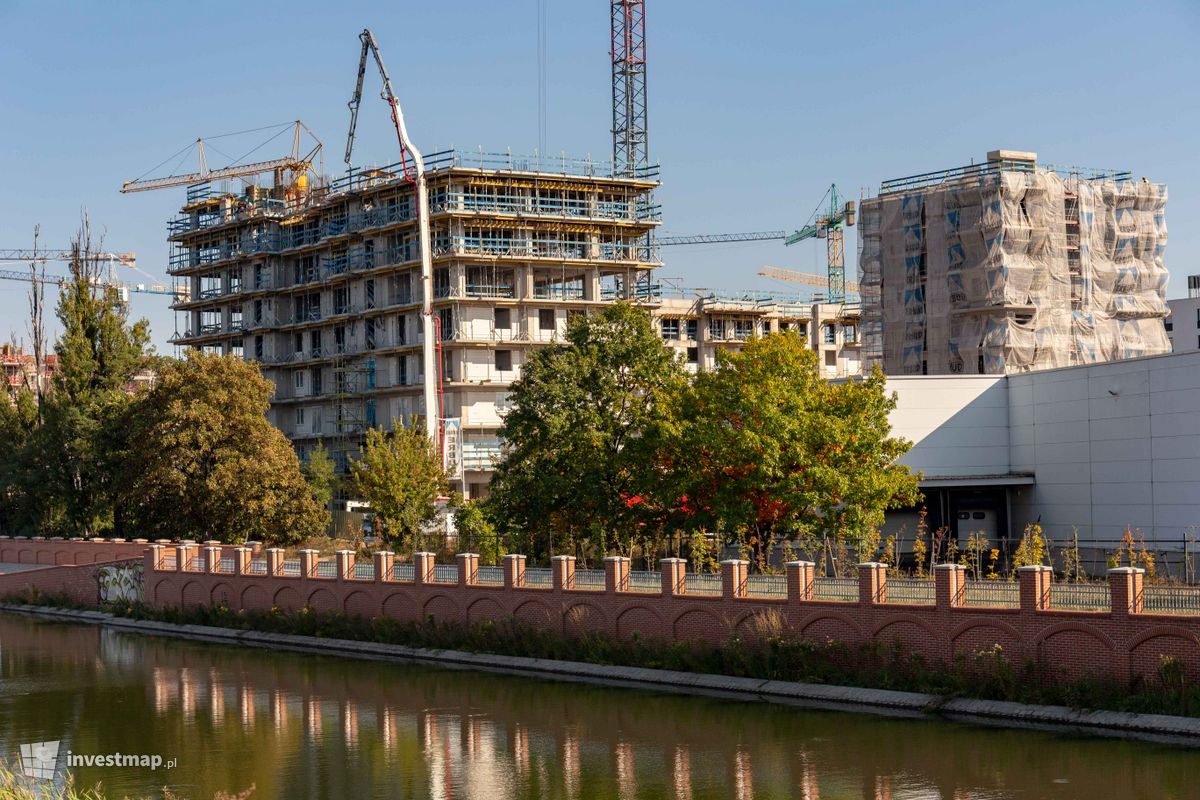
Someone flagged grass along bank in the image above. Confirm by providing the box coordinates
[8,590,1199,720]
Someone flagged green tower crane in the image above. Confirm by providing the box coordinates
[785,183,856,303]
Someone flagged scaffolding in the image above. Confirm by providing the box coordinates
[859,151,1170,375]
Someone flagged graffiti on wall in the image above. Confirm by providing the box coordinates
[98,562,144,604]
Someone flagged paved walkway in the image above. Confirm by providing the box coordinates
[0,563,49,574]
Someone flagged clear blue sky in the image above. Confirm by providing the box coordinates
[2,0,1197,352]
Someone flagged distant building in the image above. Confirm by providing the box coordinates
[1,344,57,397]
[652,294,861,378]
[858,149,1170,375]
[1165,275,1200,353]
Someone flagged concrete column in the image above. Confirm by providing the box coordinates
[374,552,395,584]
[414,552,436,585]
[204,545,222,574]
[721,559,747,600]
[552,555,575,591]
[267,548,285,577]
[504,554,526,589]
[233,547,252,576]
[786,561,814,602]
[457,553,479,587]
[1108,567,1145,616]
[604,556,630,593]
[935,563,965,609]
[661,558,686,597]
[1018,565,1051,612]
[336,550,355,581]
[858,562,887,605]
[299,549,320,580]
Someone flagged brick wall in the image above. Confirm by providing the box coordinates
[0,560,142,606]
[143,547,1200,688]
[0,536,256,566]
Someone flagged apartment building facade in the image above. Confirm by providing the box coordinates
[168,151,661,499]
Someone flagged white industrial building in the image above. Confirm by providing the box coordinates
[1166,275,1200,353]
[883,349,1200,567]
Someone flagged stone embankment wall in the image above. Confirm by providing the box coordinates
[139,544,1200,687]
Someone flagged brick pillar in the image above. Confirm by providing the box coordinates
[336,550,355,581]
[144,545,161,575]
[504,554,527,588]
[1108,567,1145,616]
[204,545,222,574]
[458,553,479,587]
[661,558,686,597]
[605,556,630,593]
[935,563,965,609]
[267,548,285,577]
[174,543,192,572]
[721,559,747,599]
[858,562,887,605]
[374,552,395,584]
[552,555,576,591]
[785,561,814,601]
[1018,565,1051,612]
[233,546,252,576]
[299,549,320,580]
[414,552,435,585]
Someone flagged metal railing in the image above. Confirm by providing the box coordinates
[477,565,504,586]
[1050,583,1111,611]
[433,564,459,584]
[316,561,337,578]
[813,577,858,602]
[686,572,722,596]
[393,563,415,582]
[247,559,267,575]
[281,560,302,577]
[886,578,935,605]
[746,574,786,598]
[353,563,375,581]
[963,581,1019,608]
[1143,585,1200,615]
[525,567,552,588]
[628,570,662,594]
[574,569,606,590]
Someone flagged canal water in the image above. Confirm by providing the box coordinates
[0,614,1194,800]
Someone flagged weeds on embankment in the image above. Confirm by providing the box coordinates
[0,762,252,800]
[5,591,1199,719]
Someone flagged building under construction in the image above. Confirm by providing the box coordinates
[167,151,660,497]
[858,150,1170,375]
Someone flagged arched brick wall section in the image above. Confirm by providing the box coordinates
[18,550,34,564]
[210,583,236,606]
[181,581,207,609]
[673,608,726,642]
[800,612,862,643]
[273,586,301,612]
[1036,624,1118,683]
[1129,631,1200,684]
[241,585,270,612]
[513,599,555,630]
[734,609,792,643]
[306,589,339,613]
[36,551,53,565]
[344,591,377,619]
[874,615,942,661]
[153,579,178,607]
[54,552,71,565]
[382,592,418,622]
[422,594,460,623]
[615,605,662,640]
[467,597,507,625]
[563,602,607,637]
[951,620,1025,665]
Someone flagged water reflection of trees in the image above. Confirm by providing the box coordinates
[0,615,1196,800]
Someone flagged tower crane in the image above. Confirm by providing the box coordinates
[784,183,856,303]
[758,265,860,295]
[0,250,187,301]
[120,121,321,194]
[345,28,440,452]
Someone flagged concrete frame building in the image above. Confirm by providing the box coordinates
[168,151,660,498]
[653,294,862,378]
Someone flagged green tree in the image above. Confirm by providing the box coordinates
[117,351,327,545]
[487,302,686,561]
[350,425,448,553]
[664,332,920,568]
[0,387,41,533]
[453,498,504,565]
[302,441,338,511]
[25,218,151,536]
